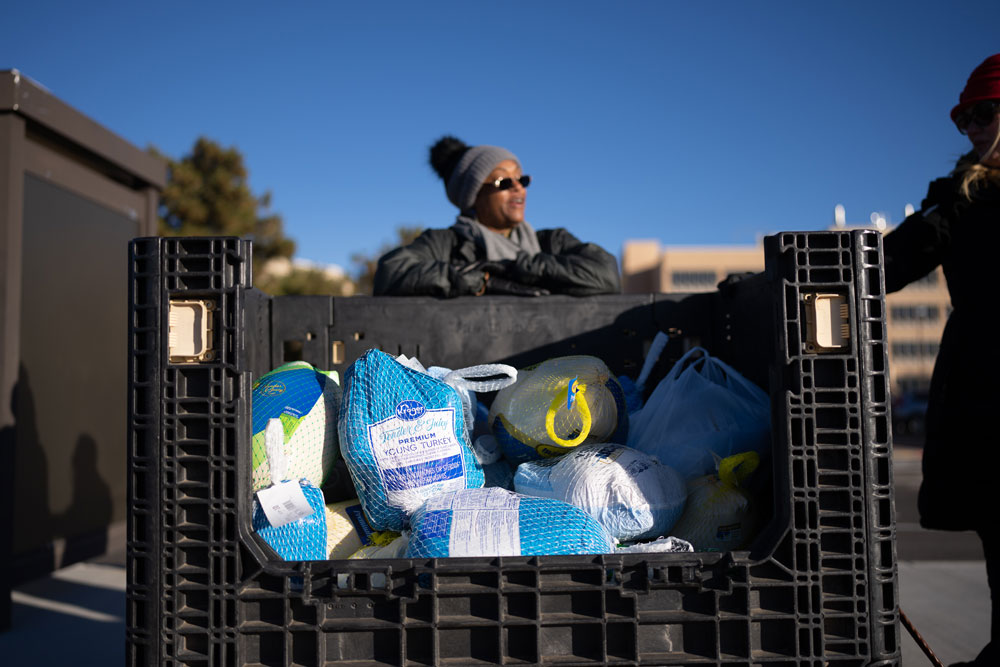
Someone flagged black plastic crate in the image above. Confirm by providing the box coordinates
[127,231,899,666]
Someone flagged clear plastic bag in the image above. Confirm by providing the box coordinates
[627,347,769,481]
[670,451,760,551]
[616,536,693,553]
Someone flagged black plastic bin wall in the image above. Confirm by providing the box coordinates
[127,230,899,666]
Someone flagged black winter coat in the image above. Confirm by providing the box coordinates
[373,223,621,297]
[883,159,1000,531]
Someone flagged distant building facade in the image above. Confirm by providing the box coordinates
[621,240,766,294]
[621,219,949,397]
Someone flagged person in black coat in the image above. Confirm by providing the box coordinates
[373,136,621,297]
[883,54,1000,667]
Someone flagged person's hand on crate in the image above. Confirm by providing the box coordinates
[485,277,550,297]
[450,259,509,296]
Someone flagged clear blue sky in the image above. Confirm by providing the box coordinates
[3,2,998,272]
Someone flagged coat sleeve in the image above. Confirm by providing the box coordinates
[882,177,954,294]
[507,228,621,296]
[373,229,475,297]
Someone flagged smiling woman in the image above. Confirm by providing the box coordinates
[372,136,621,297]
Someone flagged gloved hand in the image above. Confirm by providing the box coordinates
[450,260,511,296]
[485,277,550,297]
[468,260,511,278]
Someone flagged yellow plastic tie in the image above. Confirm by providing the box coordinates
[369,531,400,547]
[544,383,592,448]
[718,451,760,489]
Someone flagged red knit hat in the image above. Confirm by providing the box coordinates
[951,54,1000,122]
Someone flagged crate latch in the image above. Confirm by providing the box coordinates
[802,292,849,353]
[168,298,216,363]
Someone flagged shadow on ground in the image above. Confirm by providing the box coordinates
[0,563,124,666]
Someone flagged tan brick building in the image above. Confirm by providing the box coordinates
[621,225,950,397]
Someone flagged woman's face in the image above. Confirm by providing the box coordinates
[474,159,527,235]
[965,104,1000,167]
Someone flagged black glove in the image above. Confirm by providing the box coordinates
[450,260,510,296]
[466,260,511,277]
[485,277,550,297]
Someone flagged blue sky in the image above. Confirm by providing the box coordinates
[3,2,998,272]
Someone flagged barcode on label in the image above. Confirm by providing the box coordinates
[257,480,316,528]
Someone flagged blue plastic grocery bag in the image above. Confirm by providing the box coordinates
[405,488,615,558]
[339,349,484,531]
[627,347,770,481]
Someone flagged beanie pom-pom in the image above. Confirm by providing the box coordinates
[429,136,470,183]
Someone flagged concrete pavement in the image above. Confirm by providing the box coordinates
[0,562,125,666]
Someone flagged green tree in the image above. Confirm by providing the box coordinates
[154,137,355,295]
[154,137,295,277]
[351,225,424,295]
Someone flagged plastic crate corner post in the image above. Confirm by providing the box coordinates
[127,236,256,666]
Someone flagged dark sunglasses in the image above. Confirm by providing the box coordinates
[488,174,531,190]
[954,100,1000,134]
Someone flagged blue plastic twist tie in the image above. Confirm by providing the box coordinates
[567,376,579,411]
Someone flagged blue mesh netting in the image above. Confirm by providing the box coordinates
[339,349,484,531]
[252,479,328,560]
[405,488,615,557]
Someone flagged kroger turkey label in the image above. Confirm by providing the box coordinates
[368,402,465,499]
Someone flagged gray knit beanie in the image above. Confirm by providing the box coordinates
[445,145,520,212]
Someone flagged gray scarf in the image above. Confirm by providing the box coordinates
[453,216,542,261]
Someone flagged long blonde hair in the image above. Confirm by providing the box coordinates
[958,126,1000,199]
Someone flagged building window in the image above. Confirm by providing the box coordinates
[891,341,940,358]
[672,271,717,288]
[910,271,940,288]
[890,305,939,323]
